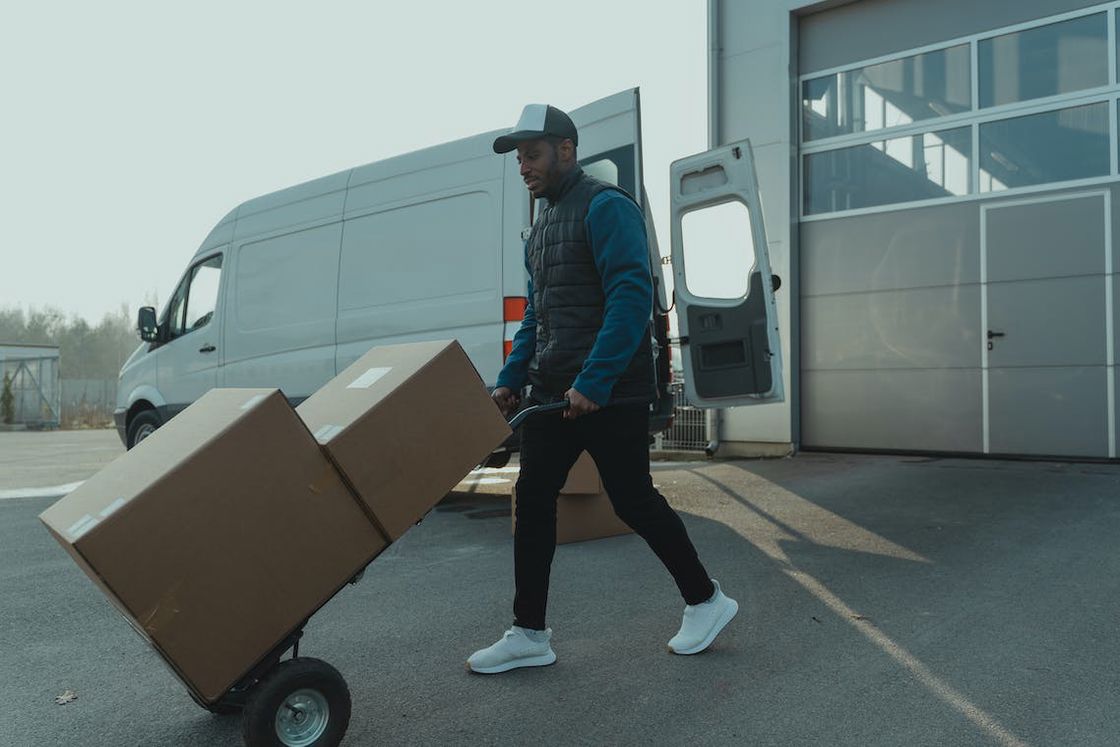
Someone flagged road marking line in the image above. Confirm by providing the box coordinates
[691,465,1029,747]
[789,569,1029,747]
[0,481,85,501]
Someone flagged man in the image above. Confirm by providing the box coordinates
[467,104,738,675]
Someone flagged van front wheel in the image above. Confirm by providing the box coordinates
[126,410,161,449]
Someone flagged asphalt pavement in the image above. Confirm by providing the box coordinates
[2,433,1119,745]
[0,429,123,493]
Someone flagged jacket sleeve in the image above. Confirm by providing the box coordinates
[494,253,537,392]
[572,190,652,405]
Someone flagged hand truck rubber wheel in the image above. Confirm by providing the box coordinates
[241,657,351,747]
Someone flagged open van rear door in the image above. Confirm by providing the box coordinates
[569,91,667,299]
[669,140,784,408]
[569,88,644,207]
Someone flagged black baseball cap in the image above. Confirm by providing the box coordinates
[492,104,579,154]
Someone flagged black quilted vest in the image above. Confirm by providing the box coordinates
[526,166,655,403]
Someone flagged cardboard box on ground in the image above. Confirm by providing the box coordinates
[511,452,634,545]
[39,340,509,705]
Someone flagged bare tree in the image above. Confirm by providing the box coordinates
[0,304,140,378]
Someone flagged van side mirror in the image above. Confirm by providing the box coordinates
[138,306,159,342]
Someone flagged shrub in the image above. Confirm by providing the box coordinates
[1,372,14,425]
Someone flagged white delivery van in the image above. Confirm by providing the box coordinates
[115,88,785,452]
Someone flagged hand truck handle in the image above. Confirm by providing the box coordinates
[506,399,570,430]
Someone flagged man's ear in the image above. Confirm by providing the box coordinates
[558,138,576,165]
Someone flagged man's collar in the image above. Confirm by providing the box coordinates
[542,164,583,205]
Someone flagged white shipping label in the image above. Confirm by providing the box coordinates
[346,367,392,390]
[68,515,99,541]
[67,514,95,536]
[240,393,269,410]
[313,424,344,444]
[99,497,127,519]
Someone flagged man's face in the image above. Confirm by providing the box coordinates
[516,139,565,198]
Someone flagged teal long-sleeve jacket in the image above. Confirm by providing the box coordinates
[495,190,652,406]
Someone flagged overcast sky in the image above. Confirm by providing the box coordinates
[1,1,709,324]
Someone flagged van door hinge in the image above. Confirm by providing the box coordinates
[660,256,672,265]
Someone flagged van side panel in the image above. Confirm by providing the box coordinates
[232,173,349,240]
[221,222,342,399]
[336,156,504,384]
[501,154,531,299]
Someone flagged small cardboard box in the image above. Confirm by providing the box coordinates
[297,340,512,541]
[561,451,601,494]
[39,389,386,704]
[513,453,633,544]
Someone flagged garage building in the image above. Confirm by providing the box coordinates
[710,0,1118,459]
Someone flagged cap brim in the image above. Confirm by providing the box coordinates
[492,130,547,154]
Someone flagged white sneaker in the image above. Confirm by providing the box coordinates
[467,626,557,674]
[668,580,738,655]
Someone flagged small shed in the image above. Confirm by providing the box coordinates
[0,343,61,428]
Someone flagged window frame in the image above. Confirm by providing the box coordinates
[579,145,638,201]
[182,254,223,334]
[801,42,974,143]
[160,252,224,342]
[802,125,973,216]
[799,2,1120,221]
[977,100,1112,193]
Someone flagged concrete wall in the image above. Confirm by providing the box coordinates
[710,0,805,447]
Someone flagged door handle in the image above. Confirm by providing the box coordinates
[987,330,1005,339]
[199,344,216,353]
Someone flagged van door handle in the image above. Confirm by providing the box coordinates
[199,344,216,353]
[987,330,1005,339]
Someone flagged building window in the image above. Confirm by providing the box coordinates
[978,13,1108,108]
[979,102,1110,191]
[804,127,971,215]
[802,44,971,142]
[800,6,1120,218]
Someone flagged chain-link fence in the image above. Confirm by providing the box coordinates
[0,346,61,428]
[651,340,710,453]
[653,380,710,453]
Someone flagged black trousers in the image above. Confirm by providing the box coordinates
[513,401,715,630]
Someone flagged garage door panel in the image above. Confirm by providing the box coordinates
[801,203,979,297]
[802,369,982,452]
[986,195,1105,282]
[988,366,1108,457]
[1113,272,1119,367]
[802,286,981,370]
[987,275,1107,367]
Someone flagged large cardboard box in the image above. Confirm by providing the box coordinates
[512,453,633,544]
[297,340,512,540]
[39,389,386,704]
